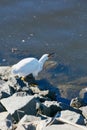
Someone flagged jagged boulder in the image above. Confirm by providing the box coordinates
[37,100,62,117]
[1,92,38,122]
[61,110,85,125]
[70,97,85,108]
[0,112,13,130]
[79,88,87,104]
[80,106,87,119]
[44,124,85,130]
[0,66,11,81]
[0,81,15,99]
[19,115,42,124]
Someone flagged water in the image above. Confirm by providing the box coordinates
[0,0,87,99]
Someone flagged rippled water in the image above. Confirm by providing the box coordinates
[0,0,87,99]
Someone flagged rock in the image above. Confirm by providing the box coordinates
[79,88,87,104]
[38,100,62,117]
[0,81,15,99]
[30,86,49,96]
[0,66,11,81]
[44,60,57,70]
[16,118,52,130]
[44,124,85,130]
[19,115,42,124]
[16,123,36,130]
[80,106,87,119]
[59,102,82,114]
[70,97,85,108]
[0,112,13,130]
[56,96,70,105]
[30,85,57,101]
[61,110,85,125]
[0,79,6,85]
[8,76,29,91]
[1,92,38,122]
[70,88,87,109]
[0,66,30,91]
[0,102,6,112]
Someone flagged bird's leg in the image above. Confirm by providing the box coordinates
[25,74,38,87]
[21,76,26,81]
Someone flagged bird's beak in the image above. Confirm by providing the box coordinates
[48,53,55,58]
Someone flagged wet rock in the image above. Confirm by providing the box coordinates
[70,88,87,109]
[1,92,38,122]
[59,102,82,114]
[38,100,62,117]
[61,110,85,125]
[44,60,57,70]
[0,112,13,130]
[79,88,87,104]
[70,97,85,108]
[56,96,70,105]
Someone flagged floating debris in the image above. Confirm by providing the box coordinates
[30,33,34,37]
[2,59,6,62]
[22,40,25,43]
[11,48,18,53]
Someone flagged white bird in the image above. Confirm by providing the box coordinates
[11,53,54,81]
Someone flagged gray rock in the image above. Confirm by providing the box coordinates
[0,79,6,85]
[44,124,85,130]
[70,97,85,108]
[30,86,49,96]
[19,115,41,124]
[0,112,13,130]
[59,102,82,114]
[0,102,6,112]
[80,106,87,119]
[31,86,57,101]
[16,122,36,130]
[1,93,38,122]
[0,81,15,99]
[0,66,30,92]
[38,100,62,117]
[61,110,85,125]
[0,66,11,81]
[79,88,87,104]
[16,118,51,130]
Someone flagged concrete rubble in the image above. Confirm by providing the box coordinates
[0,66,87,130]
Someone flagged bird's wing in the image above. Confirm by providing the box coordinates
[12,58,39,77]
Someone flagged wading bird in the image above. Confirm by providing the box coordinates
[11,53,54,82]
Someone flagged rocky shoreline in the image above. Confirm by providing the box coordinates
[0,66,87,130]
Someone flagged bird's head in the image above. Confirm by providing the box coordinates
[48,53,55,58]
[43,53,54,60]
[39,53,54,63]
[38,53,54,72]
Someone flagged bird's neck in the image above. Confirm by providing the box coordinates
[36,55,48,74]
[39,56,47,66]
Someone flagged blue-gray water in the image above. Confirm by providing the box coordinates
[0,0,87,99]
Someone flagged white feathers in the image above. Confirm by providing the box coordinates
[11,54,50,78]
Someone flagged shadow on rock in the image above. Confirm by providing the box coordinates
[36,78,60,100]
